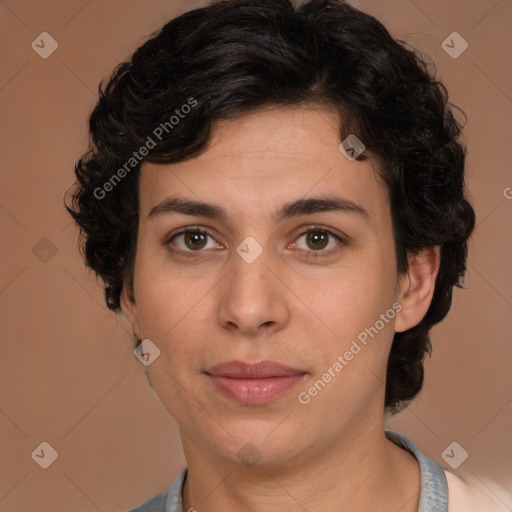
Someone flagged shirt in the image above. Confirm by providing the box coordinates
[128,430,510,511]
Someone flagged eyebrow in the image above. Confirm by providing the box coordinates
[148,195,370,223]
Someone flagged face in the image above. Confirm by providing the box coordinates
[122,105,421,469]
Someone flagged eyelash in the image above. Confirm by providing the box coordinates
[163,225,346,260]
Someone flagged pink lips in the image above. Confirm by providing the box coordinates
[206,360,306,405]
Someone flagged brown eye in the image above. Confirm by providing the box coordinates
[305,230,330,250]
[294,227,345,258]
[166,227,223,257]
[183,231,209,250]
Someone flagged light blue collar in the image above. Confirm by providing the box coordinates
[385,430,448,512]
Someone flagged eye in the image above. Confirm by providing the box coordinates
[292,226,345,257]
[166,227,223,256]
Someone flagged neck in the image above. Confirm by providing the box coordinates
[181,422,421,512]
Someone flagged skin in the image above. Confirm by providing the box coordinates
[121,104,440,511]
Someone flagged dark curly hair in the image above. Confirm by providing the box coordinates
[65,0,475,413]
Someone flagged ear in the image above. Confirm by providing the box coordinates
[394,246,441,333]
[120,279,142,340]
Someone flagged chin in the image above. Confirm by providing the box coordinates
[213,426,305,469]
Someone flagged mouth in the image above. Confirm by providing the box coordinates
[205,360,307,405]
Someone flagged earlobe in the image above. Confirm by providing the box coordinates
[120,282,141,340]
[394,246,441,333]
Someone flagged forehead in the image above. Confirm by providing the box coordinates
[206,105,341,157]
[138,105,388,222]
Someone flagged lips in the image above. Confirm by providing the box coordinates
[206,360,306,405]
[206,360,305,378]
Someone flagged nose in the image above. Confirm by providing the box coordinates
[217,243,291,337]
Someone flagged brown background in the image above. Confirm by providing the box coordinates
[0,0,511,510]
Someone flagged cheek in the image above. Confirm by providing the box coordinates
[133,262,217,369]
[133,248,200,334]
[298,296,397,421]
[304,255,398,382]
[315,257,395,329]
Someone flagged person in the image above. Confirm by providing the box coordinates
[65,0,509,510]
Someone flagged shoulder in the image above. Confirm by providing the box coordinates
[385,431,511,512]
[128,467,188,512]
[444,470,512,512]
[128,490,167,512]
